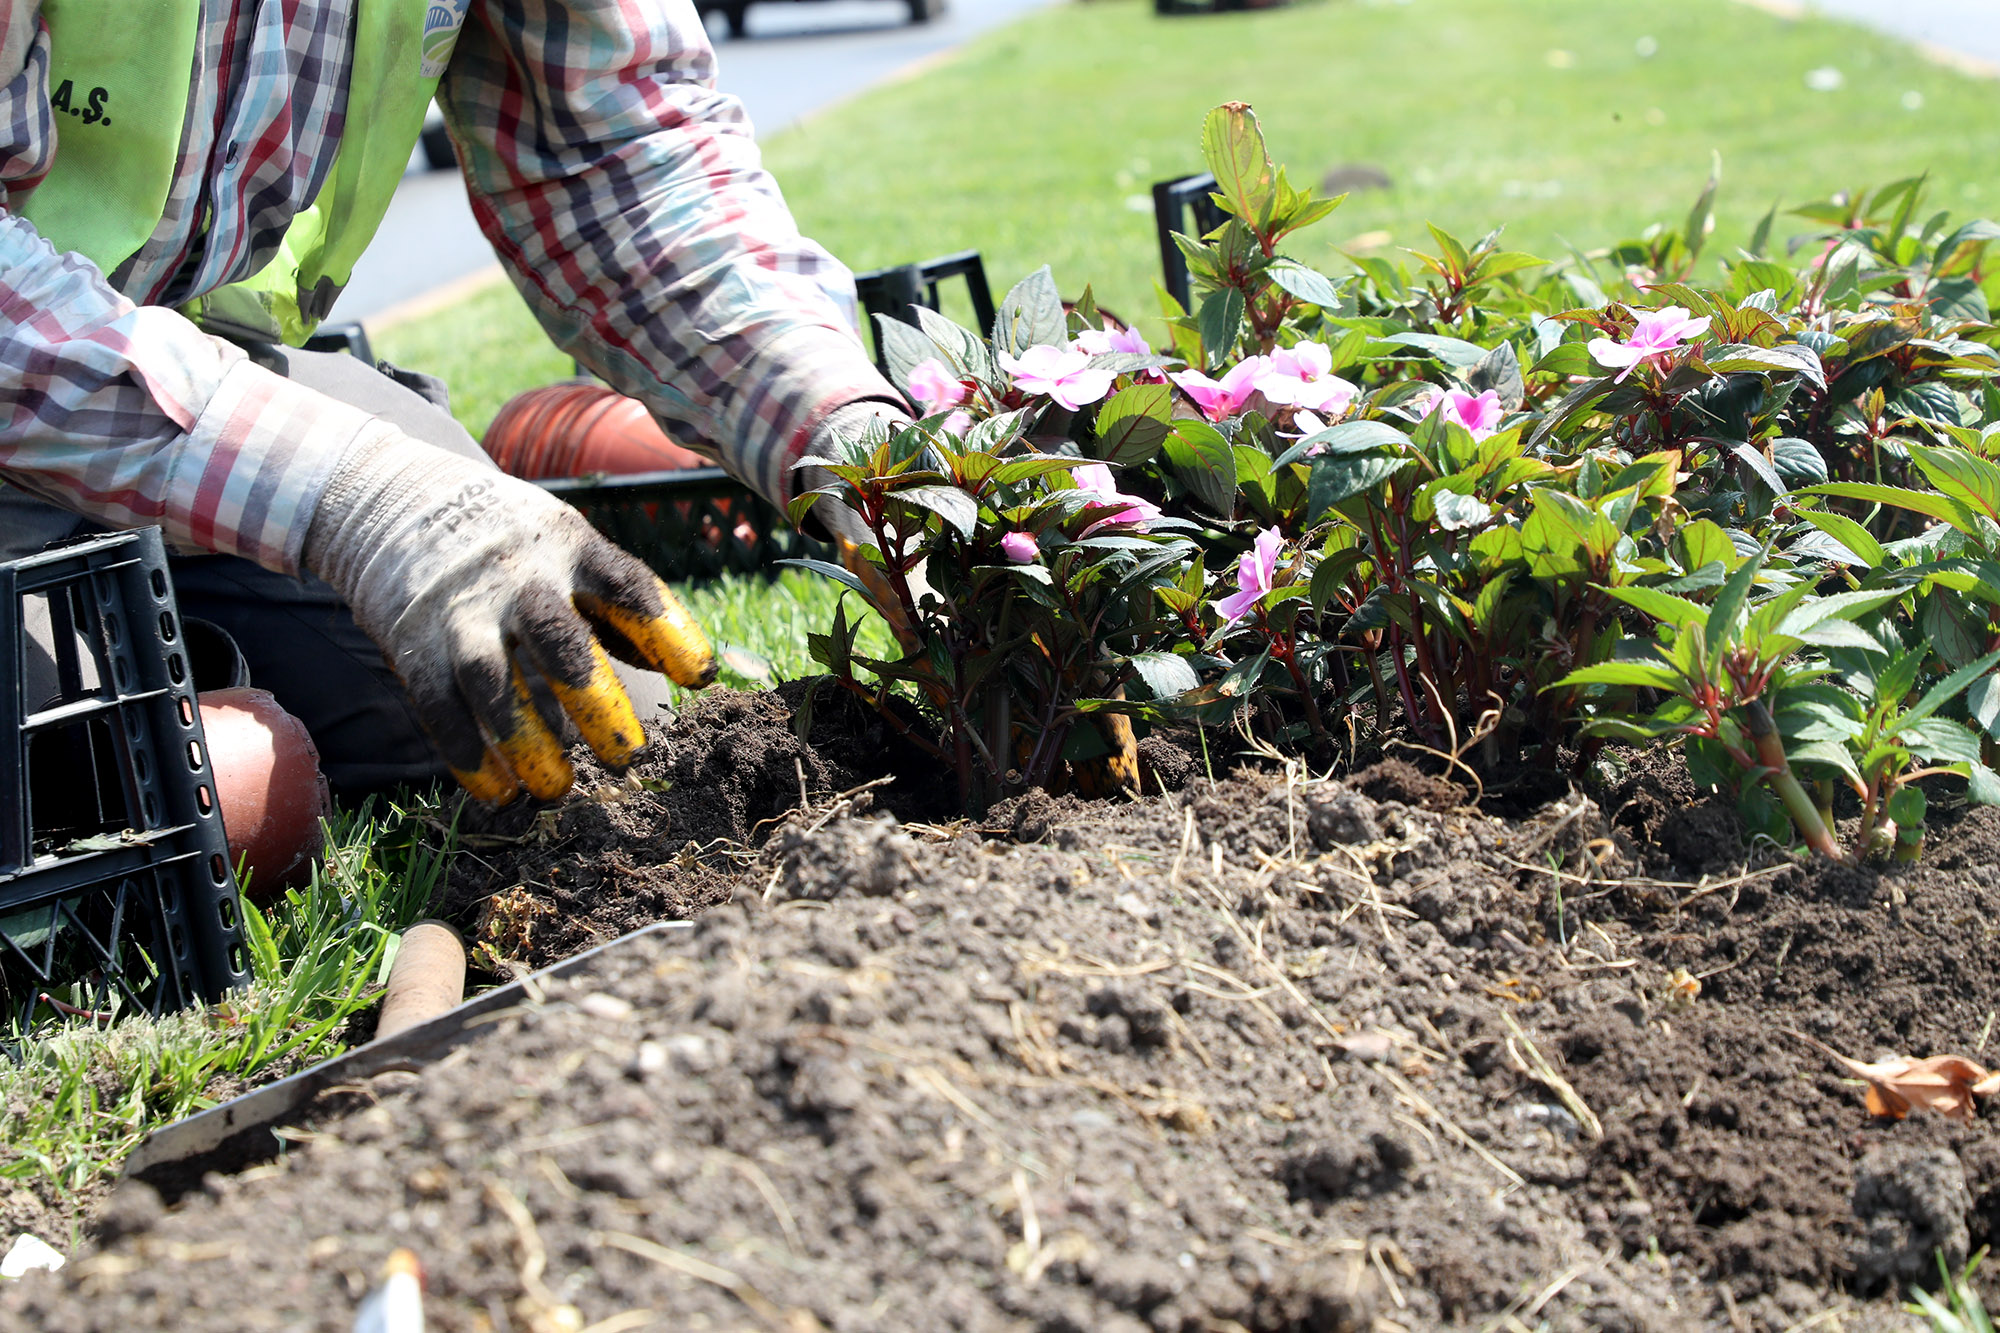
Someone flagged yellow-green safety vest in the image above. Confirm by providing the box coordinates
[17,0,467,345]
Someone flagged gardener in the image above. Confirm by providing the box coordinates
[0,0,908,803]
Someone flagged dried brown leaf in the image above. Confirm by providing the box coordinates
[1782,1028,1992,1123]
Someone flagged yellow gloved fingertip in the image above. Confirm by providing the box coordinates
[451,750,519,806]
[495,673,574,801]
[595,578,716,689]
[548,640,645,767]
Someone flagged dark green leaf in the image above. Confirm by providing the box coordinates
[1127,651,1200,701]
[1162,420,1239,517]
[1197,287,1246,364]
[1268,261,1342,308]
[1095,383,1175,467]
[993,265,1067,357]
[1306,454,1403,521]
[892,484,978,538]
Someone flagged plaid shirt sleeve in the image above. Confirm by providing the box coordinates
[0,3,397,576]
[440,0,906,507]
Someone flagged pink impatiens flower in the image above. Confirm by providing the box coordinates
[998,345,1116,411]
[1172,357,1268,422]
[1072,325,1151,357]
[1213,527,1284,624]
[1000,531,1038,563]
[907,357,969,412]
[1072,463,1161,534]
[1256,342,1358,416]
[1587,306,1713,382]
[1431,388,1505,440]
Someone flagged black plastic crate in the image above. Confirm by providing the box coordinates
[1153,172,1230,312]
[0,528,252,1032]
[541,467,831,584]
[855,250,997,374]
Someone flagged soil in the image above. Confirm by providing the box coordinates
[10,685,2000,1330]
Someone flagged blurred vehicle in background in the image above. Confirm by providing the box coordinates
[699,0,944,39]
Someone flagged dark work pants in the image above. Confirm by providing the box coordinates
[3,349,485,796]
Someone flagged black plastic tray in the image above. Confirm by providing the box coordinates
[0,528,251,1031]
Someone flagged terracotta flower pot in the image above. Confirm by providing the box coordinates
[483,382,712,480]
[196,687,332,900]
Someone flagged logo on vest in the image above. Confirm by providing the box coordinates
[421,1,472,80]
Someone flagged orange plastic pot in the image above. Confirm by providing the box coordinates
[197,687,332,900]
[483,382,712,480]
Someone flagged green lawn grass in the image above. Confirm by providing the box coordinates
[377,0,2000,418]
[0,800,451,1245]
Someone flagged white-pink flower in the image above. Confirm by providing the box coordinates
[907,357,969,412]
[1255,342,1358,416]
[1431,388,1505,440]
[1072,325,1151,357]
[1000,531,1038,563]
[1213,527,1284,624]
[1072,462,1161,533]
[998,345,1116,411]
[1587,306,1713,382]
[940,409,973,437]
[1172,357,1268,422]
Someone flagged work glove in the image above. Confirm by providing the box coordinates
[305,435,716,803]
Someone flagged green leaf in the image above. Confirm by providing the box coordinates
[1706,542,1767,657]
[1702,342,1826,389]
[1095,383,1175,467]
[1967,675,2000,741]
[1910,443,2000,521]
[1578,716,1681,743]
[989,456,1081,486]
[1555,660,1685,691]
[1738,782,1796,848]
[1770,438,1828,487]
[1307,454,1404,521]
[1267,261,1342,309]
[777,557,877,605]
[1127,651,1200,701]
[891,484,978,538]
[1431,490,1492,531]
[1162,420,1239,517]
[1805,482,1982,536]
[1771,588,1906,641]
[1197,287,1245,363]
[913,306,996,382]
[992,265,1067,357]
[1467,340,1525,410]
[1796,508,1885,568]
[1279,419,1409,467]
[1789,738,1864,787]
[1372,331,1488,369]
[1200,103,1276,226]
[876,316,944,391]
[1606,585,1709,630]
[1901,646,2000,729]
[1902,717,1986,766]
[1970,763,2000,805]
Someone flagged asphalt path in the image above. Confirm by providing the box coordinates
[1802,0,2000,67]
[330,0,1054,323]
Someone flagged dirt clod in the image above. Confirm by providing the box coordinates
[15,698,2000,1329]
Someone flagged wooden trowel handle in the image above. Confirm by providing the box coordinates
[376,921,467,1040]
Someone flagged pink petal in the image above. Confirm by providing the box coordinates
[907,357,968,410]
[1250,527,1284,588]
[1213,586,1263,622]
[1588,337,1646,369]
[1000,531,1038,563]
[1051,368,1116,411]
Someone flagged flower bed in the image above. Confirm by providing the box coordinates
[796,103,2000,868]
